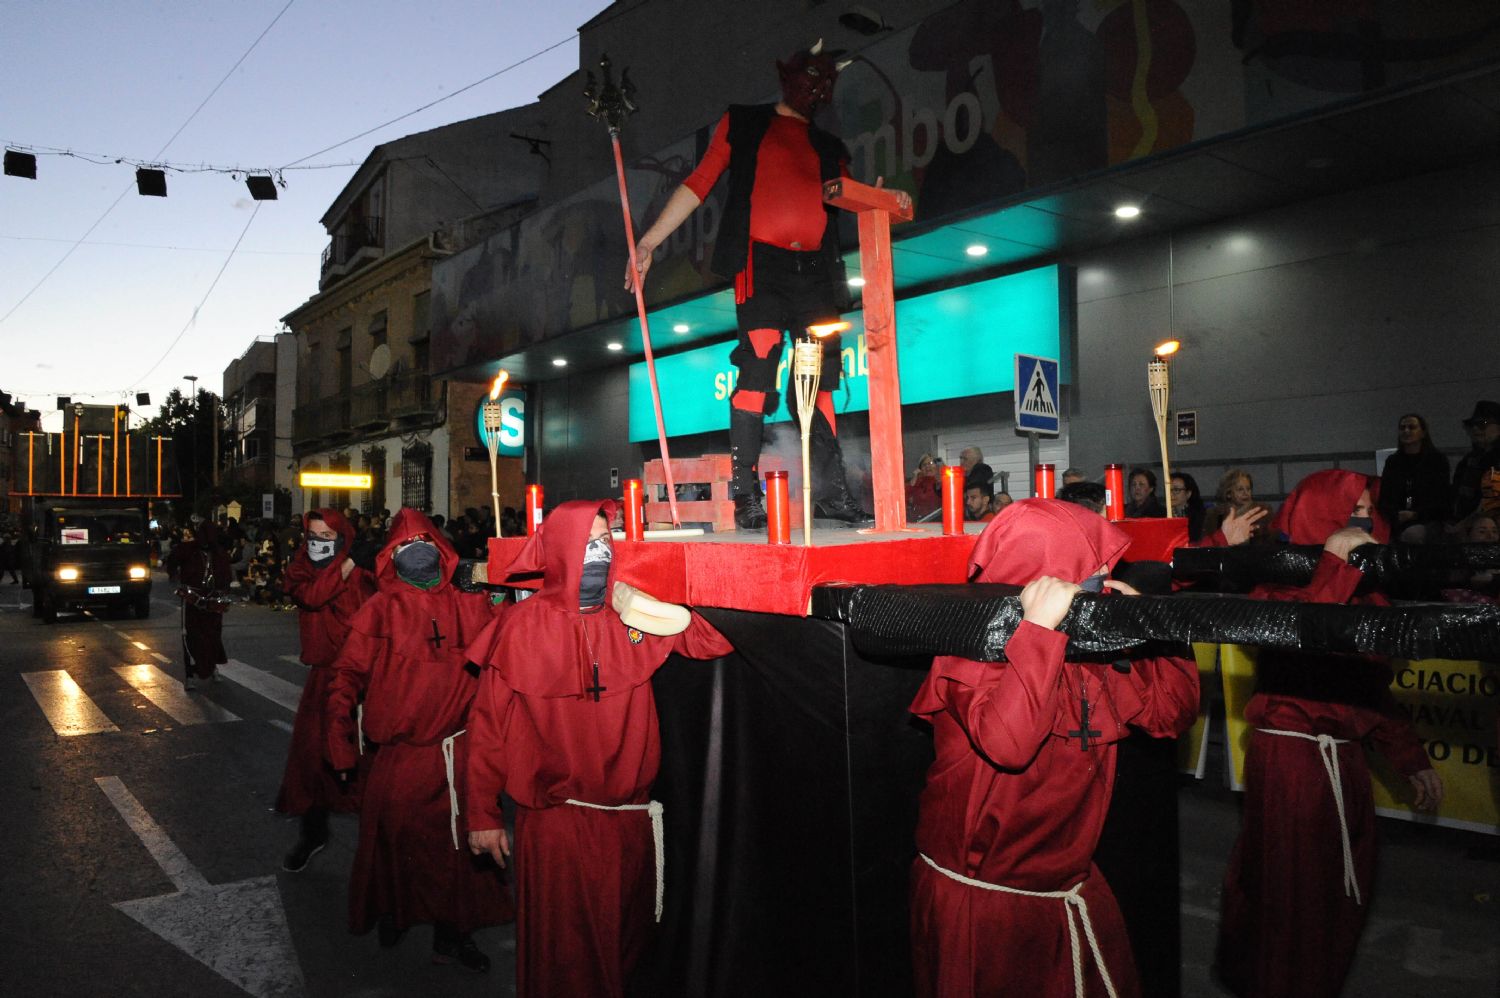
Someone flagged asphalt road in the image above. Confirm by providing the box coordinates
[1,575,1494,997]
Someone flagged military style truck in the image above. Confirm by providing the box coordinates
[12,403,181,624]
[27,496,153,621]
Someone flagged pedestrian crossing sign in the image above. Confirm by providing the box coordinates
[1014,354,1060,434]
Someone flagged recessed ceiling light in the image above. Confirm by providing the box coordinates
[1114,204,1141,220]
[965,244,988,257]
[847,276,866,288]
[551,357,568,367]
[606,341,623,351]
[672,323,690,334]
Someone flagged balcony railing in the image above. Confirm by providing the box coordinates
[351,381,389,429]
[389,373,441,420]
[319,217,385,283]
[291,393,352,447]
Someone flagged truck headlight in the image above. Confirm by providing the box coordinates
[57,567,80,581]
[128,566,149,580]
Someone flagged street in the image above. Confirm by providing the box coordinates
[1,575,1495,998]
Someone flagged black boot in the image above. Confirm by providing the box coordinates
[809,413,873,526]
[729,406,768,530]
[432,923,489,972]
[282,808,329,872]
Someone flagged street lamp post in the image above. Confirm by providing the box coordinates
[183,375,199,514]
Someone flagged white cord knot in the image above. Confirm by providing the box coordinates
[1256,728,1360,904]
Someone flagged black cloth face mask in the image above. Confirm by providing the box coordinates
[394,540,441,586]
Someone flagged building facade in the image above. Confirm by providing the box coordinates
[0,391,43,519]
[282,108,547,518]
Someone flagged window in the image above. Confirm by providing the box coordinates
[369,311,388,353]
[362,447,385,514]
[401,442,432,512]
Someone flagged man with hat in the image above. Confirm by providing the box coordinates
[628,43,909,530]
[1453,400,1500,521]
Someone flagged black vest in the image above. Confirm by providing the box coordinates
[709,104,849,280]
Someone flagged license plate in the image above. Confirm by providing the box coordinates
[87,585,122,595]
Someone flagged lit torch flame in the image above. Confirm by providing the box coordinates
[489,370,510,400]
[807,321,852,339]
[1153,340,1180,358]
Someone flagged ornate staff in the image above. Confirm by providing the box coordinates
[585,54,681,528]
[483,370,508,528]
[810,583,1500,663]
[1148,341,1178,516]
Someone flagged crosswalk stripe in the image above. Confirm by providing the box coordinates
[278,655,307,668]
[151,652,171,664]
[21,670,120,736]
[217,659,304,713]
[131,641,149,651]
[269,719,294,734]
[114,664,240,725]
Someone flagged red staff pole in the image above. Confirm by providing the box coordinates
[611,135,680,527]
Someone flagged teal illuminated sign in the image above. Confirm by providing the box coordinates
[629,265,1068,441]
[473,389,526,457]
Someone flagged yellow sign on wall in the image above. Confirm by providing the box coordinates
[298,471,372,489]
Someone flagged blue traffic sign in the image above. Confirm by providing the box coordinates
[1014,354,1060,434]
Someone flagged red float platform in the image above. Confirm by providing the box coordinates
[486,516,1188,616]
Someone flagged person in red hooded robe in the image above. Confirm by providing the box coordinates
[464,499,733,998]
[1216,470,1442,998]
[324,507,512,972]
[165,520,232,688]
[908,499,1199,998]
[275,508,377,872]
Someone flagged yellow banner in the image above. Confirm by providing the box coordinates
[1176,643,1217,778]
[1219,645,1498,834]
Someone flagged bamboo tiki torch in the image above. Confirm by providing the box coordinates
[1148,340,1180,517]
[483,370,509,528]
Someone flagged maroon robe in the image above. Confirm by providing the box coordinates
[464,500,732,998]
[166,523,232,679]
[908,500,1198,998]
[275,508,376,816]
[325,508,512,935]
[1218,470,1429,998]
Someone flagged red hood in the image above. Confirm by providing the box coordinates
[502,499,617,612]
[1272,469,1389,545]
[968,498,1130,585]
[305,507,355,549]
[375,507,460,592]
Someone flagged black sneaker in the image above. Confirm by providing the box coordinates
[281,837,325,873]
[377,914,406,948]
[733,493,768,530]
[432,934,489,973]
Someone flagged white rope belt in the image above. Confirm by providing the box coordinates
[356,704,365,757]
[1256,727,1360,904]
[441,729,466,851]
[564,798,666,922]
[918,853,1118,998]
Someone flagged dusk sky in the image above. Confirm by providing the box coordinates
[2,0,612,429]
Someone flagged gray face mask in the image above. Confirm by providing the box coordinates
[393,540,441,584]
[1079,573,1107,593]
[307,536,341,565]
[1347,516,1374,533]
[579,535,612,609]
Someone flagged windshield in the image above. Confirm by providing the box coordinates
[50,509,147,545]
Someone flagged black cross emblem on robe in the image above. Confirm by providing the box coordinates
[584,664,607,703]
[429,619,446,649]
[1067,694,1101,751]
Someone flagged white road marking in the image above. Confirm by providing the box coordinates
[278,655,306,668]
[217,659,303,713]
[151,652,171,664]
[20,670,120,736]
[96,776,306,998]
[132,641,149,651]
[114,664,239,725]
[269,719,294,734]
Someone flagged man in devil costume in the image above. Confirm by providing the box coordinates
[324,508,512,972]
[275,508,377,873]
[908,500,1198,997]
[464,499,732,997]
[630,43,908,529]
[1216,470,1442,998]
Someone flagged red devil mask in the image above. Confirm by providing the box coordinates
[777,41,845,119]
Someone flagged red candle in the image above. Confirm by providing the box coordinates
[764,470,791,544]
[1034,463,1056,499]
[941,466,964,535]
[1104,464,1125,521]
[525,483,544,535]
[623,479,644,541]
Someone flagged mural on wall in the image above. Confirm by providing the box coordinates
[430,0,1500,375]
